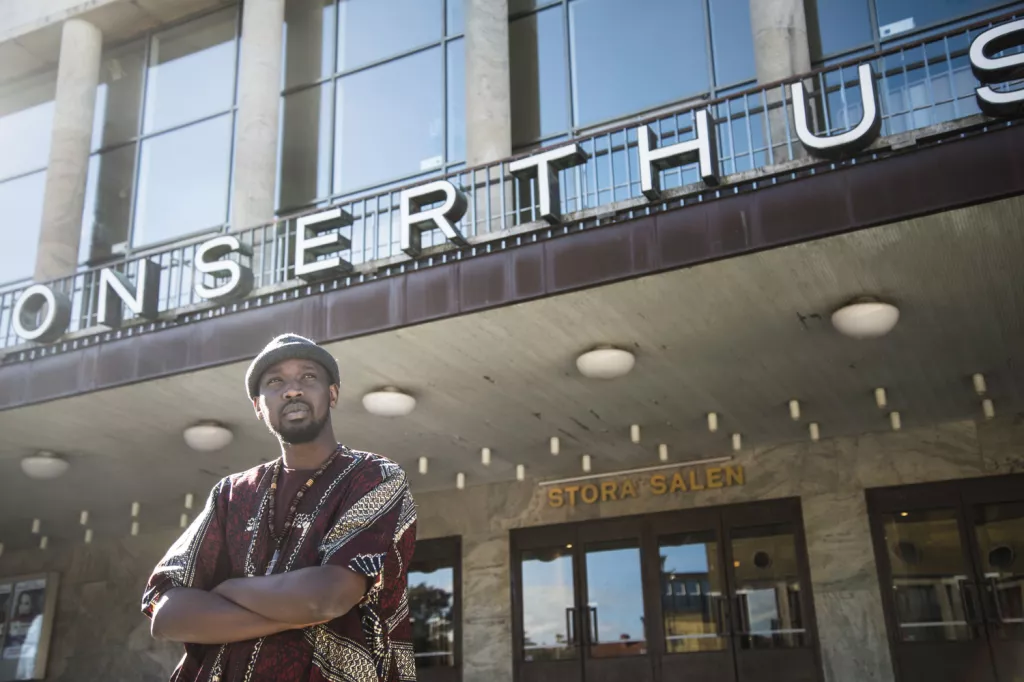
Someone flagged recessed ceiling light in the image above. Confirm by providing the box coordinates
[183,421,234,452]
[831,298,900,339]
[576,346,635,379]
[21,451,69,480]
[362,387,416,417]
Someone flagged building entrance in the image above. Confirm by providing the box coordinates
[867,474,1024,682]
[510,499,822,682]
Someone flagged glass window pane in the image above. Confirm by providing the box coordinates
[144,8,237,134]
[511,7,570,146]
[447,0,464,35]
[882,508,974,642]
[0,171,46,283]
[0,70,56,179]
[92,41,145,151]
[730,523,807,650]
[584,539,647,658]
[875,0,1007,38]
[278,83,334,210]
[520,546,577,661]
[972,502,1024,639]
[283,0,336,89]
[710,0,756,87]
[569,0,709,128]
[806,0,874,60]
[337,0,443,71]
[408,563,455,668]
[447,39,466,163]
[334,48,444,194]
[134,115,233,246]
[660,531,728,653]
[80,145,136,265]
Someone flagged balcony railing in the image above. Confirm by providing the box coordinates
[2,9,1022,355]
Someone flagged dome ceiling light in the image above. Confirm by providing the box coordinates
[183,421,234,452]
[21,451,70,480]
[576,346,636,379]
[831,298,900,339]
[362,387,417,417]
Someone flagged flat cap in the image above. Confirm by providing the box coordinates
[245,334,340,399]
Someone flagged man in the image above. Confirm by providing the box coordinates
[142,334,417,682]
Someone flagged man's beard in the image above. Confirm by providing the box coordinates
[268,410,330,445]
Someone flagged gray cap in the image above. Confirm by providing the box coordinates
[245,334,341,399]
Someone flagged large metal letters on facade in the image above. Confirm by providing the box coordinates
[10,18,1024,346]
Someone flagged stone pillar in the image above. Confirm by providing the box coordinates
[231,0,286,231]
[462,531,514,682]
[34,19,102,282]
[465,0,512,167]
[803,491,895,682]
[749,0,813,163]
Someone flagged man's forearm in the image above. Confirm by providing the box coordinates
[213,566,366,626]
[151,587,298,644]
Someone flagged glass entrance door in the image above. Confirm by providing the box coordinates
[868,474,1024,682]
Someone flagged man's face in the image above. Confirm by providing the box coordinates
[254,358,338,445]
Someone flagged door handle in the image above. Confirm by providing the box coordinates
[733,594,748,635]
[716,595,731,636]
[565,607,577,647]
[587,606,599,644]
[960,582,986,629]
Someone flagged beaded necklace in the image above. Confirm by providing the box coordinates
[264,443,342,575]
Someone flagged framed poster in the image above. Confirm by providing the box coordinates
[0,573,59,682]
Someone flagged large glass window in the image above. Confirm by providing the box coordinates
[510,0,755,147]
[0,69,56,284]
[279,0,464,213]
[80,7,239,263]
[408,537,461,672]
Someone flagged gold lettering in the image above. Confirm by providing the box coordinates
[707,467,723,488]
[581,484,599,504]
[650,474,667,495]
[548,488,564,508]
[565,485,580,507]
[621,479,638,499]
[725,466,745,486]
[670,473,687,493]
[600,481,618,502]
[689,469,706,491]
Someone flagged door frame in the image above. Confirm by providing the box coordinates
[410,535,463,682]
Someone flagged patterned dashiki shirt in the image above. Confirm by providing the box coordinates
[142,447,418,682]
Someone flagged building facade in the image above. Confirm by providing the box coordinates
[1,1,1024,682]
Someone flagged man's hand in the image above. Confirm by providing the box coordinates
[212,565,368,626]
[150,588,300,645]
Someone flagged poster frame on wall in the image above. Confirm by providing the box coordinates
[0,573,60,682]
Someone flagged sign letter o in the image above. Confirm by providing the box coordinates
[12,285,72,344]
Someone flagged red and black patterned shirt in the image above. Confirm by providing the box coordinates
[142,447,418,682]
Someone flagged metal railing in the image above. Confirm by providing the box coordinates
[2,10,1022,354]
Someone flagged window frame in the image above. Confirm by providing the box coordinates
[407,535,463,682]
[276,0,465,217]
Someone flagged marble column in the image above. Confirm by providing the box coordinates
[748,0,812,163]
[461,531,514,682]
[802,491,895,682]
[465,0,512,167]
[231,0,286,231]
[34,18,102,282]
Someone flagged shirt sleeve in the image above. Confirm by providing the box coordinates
[319,458,416,600]
[141,478,231,619]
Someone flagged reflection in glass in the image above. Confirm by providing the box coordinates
[278,84,334,209]
[447,0,465,35]
[91,40,145,151]
[144,8,237,134]
[80,145,137,265]
[805,0,874,60]
[0,70,56,180]
[447,39,466,163]
[336,0,443,71]
[511,7,569,145]
[883,509,973,642]
[333,49,444,194]
[408,564,455,668]
[874,0,1006,38]
[0,172,46,283]
[973,502,1024,639]
[660,531,727,653]
[283,0,336,89]
[134,115,233,246]
[520,547,576,661]
[569,0,709,127]
[585,540,647,658]
[709,0,756,87]
[730,523,806,650]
